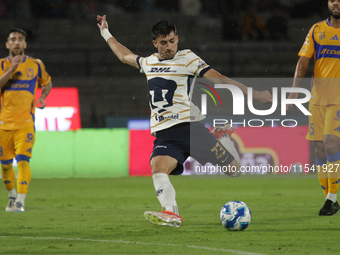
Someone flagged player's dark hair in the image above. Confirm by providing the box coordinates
[7,28,27,40]
[151,21,177,40]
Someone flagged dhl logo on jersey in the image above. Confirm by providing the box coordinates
[148,67,177,73]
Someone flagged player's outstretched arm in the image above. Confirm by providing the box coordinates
[286,56,310,109]
[97,15,139,69]
[203,68,272,104]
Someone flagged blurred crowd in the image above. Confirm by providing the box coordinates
[0,0,327,42]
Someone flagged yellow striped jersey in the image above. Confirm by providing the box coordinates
[0,55,51,130]
[137,49,211,134]
[299,18,340,105]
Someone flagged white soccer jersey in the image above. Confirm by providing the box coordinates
[137,49,211,134]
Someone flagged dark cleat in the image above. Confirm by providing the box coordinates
[319,199,339,216]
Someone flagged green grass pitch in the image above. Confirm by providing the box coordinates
[0,175,339,254]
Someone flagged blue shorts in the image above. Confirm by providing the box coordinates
[151,122,235,175]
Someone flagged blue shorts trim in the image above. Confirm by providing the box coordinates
[1,159,13,165]
[16,154,30,163]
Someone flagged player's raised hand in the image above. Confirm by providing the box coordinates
[253,90,273,104]
[9,55,22,72]
[286,92,298,110]
[97,15,113,42]
[97,15,108,30]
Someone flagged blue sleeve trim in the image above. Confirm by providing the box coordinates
[16,155,30,163]
[1,159,13,165]
[312,25,318,53]
[136,56,142,69]
[199,66,212,77]
[33,61,42,78]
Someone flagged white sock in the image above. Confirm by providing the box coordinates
[327,192,337,203]
[152,173,179,215]
[8,188,17,199]
[219,136,241,166]
[16,193,26,205]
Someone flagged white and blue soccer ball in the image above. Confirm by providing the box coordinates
[220,200,251,231]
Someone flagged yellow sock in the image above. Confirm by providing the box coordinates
[326,152,340,195]
[318,173,328,197]
[328,178,339,194]
[1,163,15,191]
[17,161,31,194]
[316,159,328,197]
[1,163,16,191]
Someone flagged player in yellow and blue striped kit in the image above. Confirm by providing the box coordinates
[0,28,52,212]
[288,0,340,215]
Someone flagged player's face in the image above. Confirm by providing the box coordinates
[328,0,340,19]
[153,31,178,60]
[6,32,26,57]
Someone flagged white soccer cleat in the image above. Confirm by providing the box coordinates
[144,210,183,228]
[212,125,234,140]
[5,197,16,212]
[12,202,25,213]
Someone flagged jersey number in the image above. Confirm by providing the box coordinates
[309,123,314,136]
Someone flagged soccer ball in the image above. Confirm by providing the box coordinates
[220,200,251,231]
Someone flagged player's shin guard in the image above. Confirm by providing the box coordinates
[1,163,16,191]
[316,158,328,197]
[152,173,179,215]
[17,160,31,195]
[326,152,340,200]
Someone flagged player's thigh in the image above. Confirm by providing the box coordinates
[0,129,15,161]
[306,104,324,141]
[13,126,35,158]
[324,105,340,138]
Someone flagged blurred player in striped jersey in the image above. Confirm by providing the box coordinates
[0,29,52,212]
[288,0,340,215]
[97,15,272,227]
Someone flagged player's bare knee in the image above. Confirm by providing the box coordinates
[323,135,340,155]
[151,166,169,175]
[313,141,326,158]
[150,156,177,175]
[324,143,339,155]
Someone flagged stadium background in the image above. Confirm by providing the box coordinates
[0,0,326,178]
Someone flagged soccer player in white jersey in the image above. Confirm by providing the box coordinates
[97,15,272,227]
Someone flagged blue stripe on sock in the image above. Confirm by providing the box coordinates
[316,158,327,165]
[326,151,340,163]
